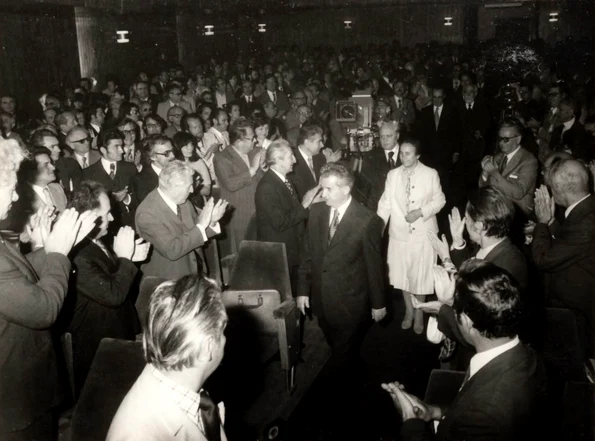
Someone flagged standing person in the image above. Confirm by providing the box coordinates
[377,138,446,334]
[213,119,265,256]
[171,131,212,203]
[297,163,386,381]
[0,139,96,441]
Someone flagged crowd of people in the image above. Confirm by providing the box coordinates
[0,37,594,440]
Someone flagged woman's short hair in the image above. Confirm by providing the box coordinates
[465,186,515,239]
[69,180,107,212]
[229,119,254,145]
[158,160,194,190]
[143,275,227,371]
[399,136,422,156]
[453,259,522,339]
[265,139,291,166]
[0,139,26,189]
[171,132,199,162]
[319,162,354,189]
[143,113,167,132]
[296,124,323,147]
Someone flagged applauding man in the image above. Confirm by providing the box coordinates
[136,160,227,280]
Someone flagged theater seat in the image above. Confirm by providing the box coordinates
[563,381,595,441]
[70,338,145,441]
[424,369,466,407]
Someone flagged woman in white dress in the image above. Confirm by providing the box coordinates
[377,138,446,333]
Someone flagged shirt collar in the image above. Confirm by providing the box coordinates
[90,122,101,132]
[31,184,48,201]
[506,145,521,162]
[157,188,178,214]
[271,168,287,182]
[469,337,520,379]
[562,117,575,131]
[434,104,443,112]
[331,196,352,222]
[385,145,399,159]
[298,146,312,163]
[565,194,590,218]
[475,237,506,260]
[148,365,201,423]
[100,157,116,175]
[151,163,163,176]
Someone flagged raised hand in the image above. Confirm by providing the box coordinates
[534,185,554,224]
[113,226,136,260]
[302,185,321,208]
[132,238,150,262]
[197,197,215,230]
[433,265,455,306]
[210,199,228,224]
[297,296,310,315]
[428,231,450,261]
[448,207,466,247]
[74,211,100,246]
[45,209,84,256]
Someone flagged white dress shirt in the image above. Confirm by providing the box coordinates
[101,157,116,175]
[469,337,520,379]
[215,92,228,109]
[74,152,90,168]
[564,194,590,219]
[267,90,277,103]
[32,184,52,205]
[329,196,352,226]
[433,104,443,120]
[504,145,521,164]
[151,163,163,176]
[562,117,575,135]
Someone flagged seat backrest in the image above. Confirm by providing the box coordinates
[229,241,292,300]
[563,381,595,441]
[135,276,168,329]
[70,338,145,441]
[222,289,282,335]
[424,369,466,408]
[543,308,585,382]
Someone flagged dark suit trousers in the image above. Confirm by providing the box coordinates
[3,412,56,441]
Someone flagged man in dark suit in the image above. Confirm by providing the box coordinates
[416,87,461,185]
[307,82,330,121]
[65,181,148,395]
[532,160,595,358]
[255,140,321,290]
[479,119,538,218]
[297,163,386,379]
[259,75,291,117]
[383,260,547,441]
[83,129,137,228]
[389,79,416,130]
[352,121,401,211]
[65,126,101,171]
[288,125,327,200]
[0,138,96,440]
[549,98,592,162]
[239,80,263,117]
[136,160,227,280]
[131,135,175,207]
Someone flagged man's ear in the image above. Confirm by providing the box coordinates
[99,146,107,157]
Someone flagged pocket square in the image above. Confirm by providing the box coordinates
[509,174,518,179]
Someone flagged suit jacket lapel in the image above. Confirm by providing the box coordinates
[319,205,331,254]
[269,170,295,199]
[88,241,116,268]
[0,240,38,282]
[227,147,250,172]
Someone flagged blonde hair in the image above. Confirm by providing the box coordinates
[0,139,26,189]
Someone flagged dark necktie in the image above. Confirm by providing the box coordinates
[81,156,88,169]
[328,209,340,244]
[434,107,440,129]
[499,155,508,174]
[467,103,472,112]
[199,390,221,441]
[176,206,183,223]
[388,151,396,168]
[284,179,296,198]
[109,163,116,180]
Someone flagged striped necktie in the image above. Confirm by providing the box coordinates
[328,209,340,244]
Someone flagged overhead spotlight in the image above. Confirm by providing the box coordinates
[204,25,214,36]
[444,17,453,26]
[344,20,352,29]
[116,30,130,43]
[549,12,559,22]
[258,23,266,33]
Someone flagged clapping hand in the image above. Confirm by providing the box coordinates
[433,265,455,306]
[197,198,215,230]
[322,148,343,163]
[210,199,228,225]
[45,208,98,256]
[481,156,497,174]
[427,231,450,261]
[381,382,439,422]
[27,205,54,250]
[113,226,136,260]
[113,186,129,202]
[448,207,466,247]
[132,238,150,262]
[534,185,555,224]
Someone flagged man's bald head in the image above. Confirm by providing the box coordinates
[549,159,590,207]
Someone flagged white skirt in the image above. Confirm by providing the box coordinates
[387,238,436,295]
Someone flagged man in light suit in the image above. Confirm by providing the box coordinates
[136,160,227,280]
[479,119,538,217]
[532,159,595,358]
[383,260,547,441]
[156,84,192,122]
[255,140,321,290]
[389,79,415,130]
[213,119,265,256]
[82,128,137,228]
[297,163,386,381]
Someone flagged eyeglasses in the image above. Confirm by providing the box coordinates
[154,150,174,156]
[242,136,256,143]
[498,135,520,143]
[146,123,160,129]
[120,129,136,136]
[170,114,184,118]
[71,136,90,144]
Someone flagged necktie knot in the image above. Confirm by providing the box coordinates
[109,163,116,179]
[284,179,296,198]
[81,156,88,169]
[388,151,396,168]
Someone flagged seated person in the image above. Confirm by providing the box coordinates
[107,275,228,441]
[382,260,547,441]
